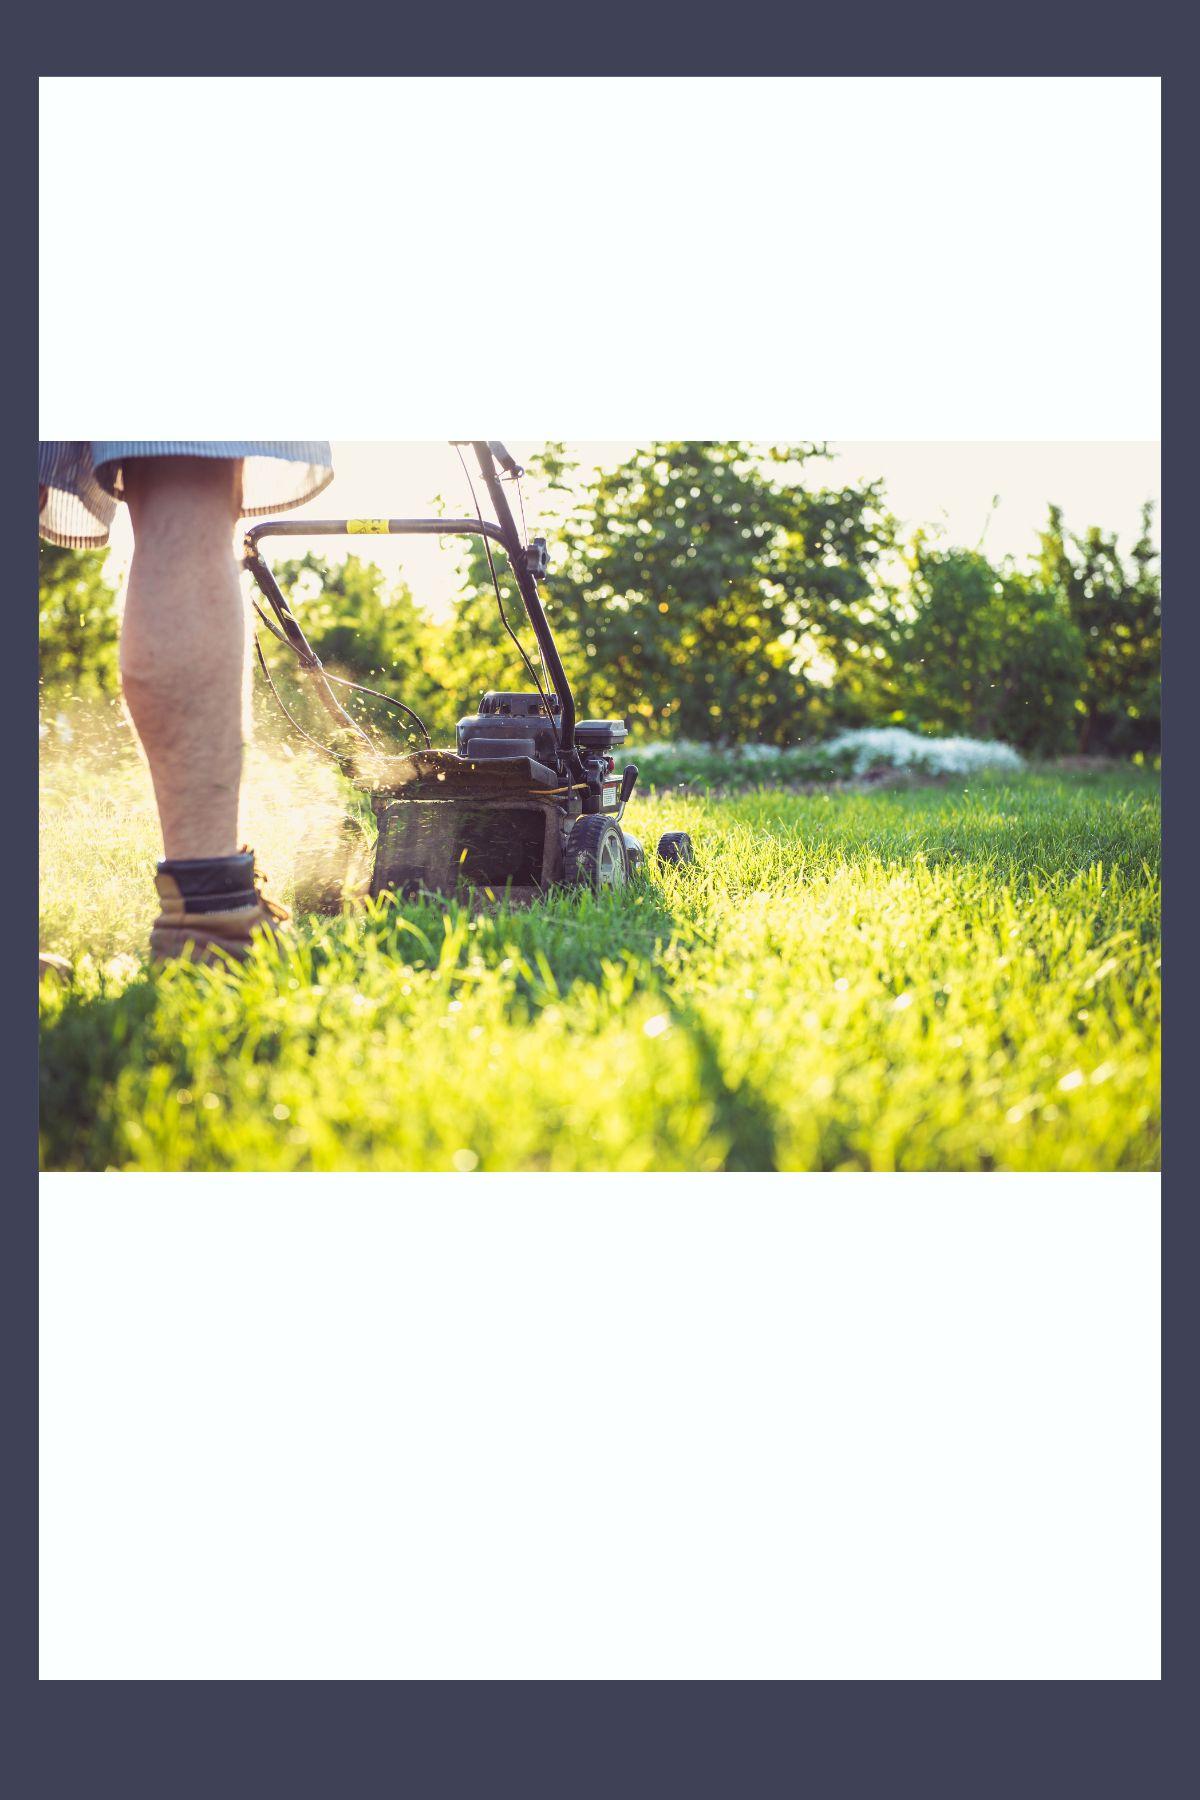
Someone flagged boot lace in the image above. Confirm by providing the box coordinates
[253,866,291,924]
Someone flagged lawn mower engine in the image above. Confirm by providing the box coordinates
[366,691,647,900]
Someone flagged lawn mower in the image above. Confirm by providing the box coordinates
[242,440,694,904]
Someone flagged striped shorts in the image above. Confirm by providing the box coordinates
[38,441,334,548]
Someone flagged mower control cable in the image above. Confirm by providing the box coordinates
[453,440,526,482]
[486,441,525,479]
[249,596,433,758]
[251,598,431,745]
[252,629,345,761]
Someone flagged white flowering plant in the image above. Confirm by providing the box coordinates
[627,728,1023,790]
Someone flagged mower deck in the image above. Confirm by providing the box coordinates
[360,751,581,899]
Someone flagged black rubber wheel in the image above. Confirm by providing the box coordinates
[657,830,695,866]
[564,815,629,890]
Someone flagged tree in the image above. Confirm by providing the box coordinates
[38,542,120,701]
[1038,504,1160,754]
[467,441,895,744]
[893,545,1086,754]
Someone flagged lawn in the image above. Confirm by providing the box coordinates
[39,745,1160,1172]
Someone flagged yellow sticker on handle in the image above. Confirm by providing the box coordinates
[347,518,390,534]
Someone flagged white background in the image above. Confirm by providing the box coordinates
[40,77,1160,441]
[40,1176,1160,1680]
[38,76,1161,1680]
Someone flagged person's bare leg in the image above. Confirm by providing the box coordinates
[121,457,246,859]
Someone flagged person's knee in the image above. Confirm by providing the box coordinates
[124,456,244,541]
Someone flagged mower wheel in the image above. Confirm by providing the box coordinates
[657,830,695,867]
[564,815,628,890]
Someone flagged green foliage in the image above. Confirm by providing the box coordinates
[893,546,1087,754]
[431,546,540,727]
[39,542,120,700]
[261,552,458,749]
[1038,503,1161,754]
[438,446,1157,760]
[38,450,1160,762]
[39,767,1161,1172]
[534,441,895,743]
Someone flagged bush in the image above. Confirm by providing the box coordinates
[893,549,1086,755]
[39,543,120,702]
[822,727,1024,776]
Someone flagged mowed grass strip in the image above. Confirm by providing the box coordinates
[39,764,1160,1172]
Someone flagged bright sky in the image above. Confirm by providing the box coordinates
[101,441,1161,620]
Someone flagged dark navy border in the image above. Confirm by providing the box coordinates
[21,7,1168,77]
[15,21,1184,1795]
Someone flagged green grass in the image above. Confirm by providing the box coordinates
[39,751,1160,1172]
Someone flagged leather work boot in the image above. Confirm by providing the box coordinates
[150,849,289,966]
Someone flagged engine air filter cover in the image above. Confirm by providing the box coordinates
[575,718,628,752]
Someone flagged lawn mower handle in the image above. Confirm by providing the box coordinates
[470,440,577,762]
[242,440,579,765]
